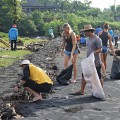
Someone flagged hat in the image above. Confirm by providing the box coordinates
[80,25,95,32]
[21,60,30,66]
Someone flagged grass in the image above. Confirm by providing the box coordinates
[0,50,31,67]
[0,32,48,67]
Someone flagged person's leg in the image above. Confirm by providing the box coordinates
[14,40,17,50]
[101,63,106,77]
[24,87,43,101]
[116,39,118,48]
[101,53,107,70]
[96,65,103,87]
[103,54,107,69]
[64,52,71,68]
[70,74,86,95]
[70,53,78,83]
[11,40,13,51]
[80,75,86,94]
[114,37,118,47]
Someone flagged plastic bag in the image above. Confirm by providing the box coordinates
[110,56,120,79]
[56,64,73,85]
[81,52,105,99]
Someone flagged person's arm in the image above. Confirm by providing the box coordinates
[16,29,18,40]
[61,32,66,55]
[94,47,102,54]
[108,34,115,55]
[14,66,29,91]
[71,32,77,57]
[98,31,102,37]
[94,38,102,54]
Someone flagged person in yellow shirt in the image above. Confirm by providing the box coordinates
[14,60,53,102]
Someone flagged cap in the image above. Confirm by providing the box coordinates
[21,60,30,66]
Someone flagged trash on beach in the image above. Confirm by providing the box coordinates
[110,56,120,79]
[56,64,73,85]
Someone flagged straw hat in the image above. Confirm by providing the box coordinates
[21,60,30,66]
[80,25,95,32]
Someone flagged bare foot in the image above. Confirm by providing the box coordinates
[70,79,77,83]
[32,96,43,102]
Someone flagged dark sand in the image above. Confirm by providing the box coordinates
[0,38,120,120]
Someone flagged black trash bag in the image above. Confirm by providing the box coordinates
[110,56,120,79]
[115,50,120,56]
[56,64,73,85]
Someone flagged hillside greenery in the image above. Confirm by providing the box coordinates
[0,0,120,36]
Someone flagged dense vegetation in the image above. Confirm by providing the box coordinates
[0,0,120,36]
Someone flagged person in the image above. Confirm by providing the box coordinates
[95,26,102,36]
[57,25,61,37]
[48,27,54,40]
[61,23,78,83]
[8,24,18,51]
[14,60,53,102]
[70,24,103,95]
[108,27,114,42]
[99,23,115,70]
[79,33,86,46]
[113,28,120,48]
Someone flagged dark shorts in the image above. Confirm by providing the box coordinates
[114,37,118,42]
[96,65,101,79]
[23,79,52,93]
[82,65,101,80]
[64,49,78,56]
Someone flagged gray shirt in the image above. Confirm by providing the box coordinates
[86,34,102,66]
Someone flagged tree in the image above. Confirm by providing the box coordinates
[2,0,23,24]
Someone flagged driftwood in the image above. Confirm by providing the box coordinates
[25,42,46,52]
[0,91,30,120]
[0,38,10,48]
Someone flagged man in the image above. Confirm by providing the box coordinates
[95,26,102,36]
[57,25,61,37]
[114,28,120,48]
[48,27,54,40]
[108,27,114,42]
[71,25,103,95]
[14,60,53,102]
[8,24,18,51]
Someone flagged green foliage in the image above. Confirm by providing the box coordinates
[0,50,31,67]
[18,15,38,36]
[1,0,120,37]
[43,19,63,37]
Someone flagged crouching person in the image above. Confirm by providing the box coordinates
[14,60,53,102]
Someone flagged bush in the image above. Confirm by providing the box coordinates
[18,15,38,36]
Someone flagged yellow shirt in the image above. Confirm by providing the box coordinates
[29,64,53,85]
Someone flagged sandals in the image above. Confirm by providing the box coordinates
[69,91,84,96]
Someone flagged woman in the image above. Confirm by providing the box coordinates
[99,23,115,71]
[61,23,78,83]
[14,60,53,102]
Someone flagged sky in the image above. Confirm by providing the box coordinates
[80,0,120,10]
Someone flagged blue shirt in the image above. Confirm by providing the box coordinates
[109,29,114,37]
[8,28,18,41]
[48,29,53,35]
